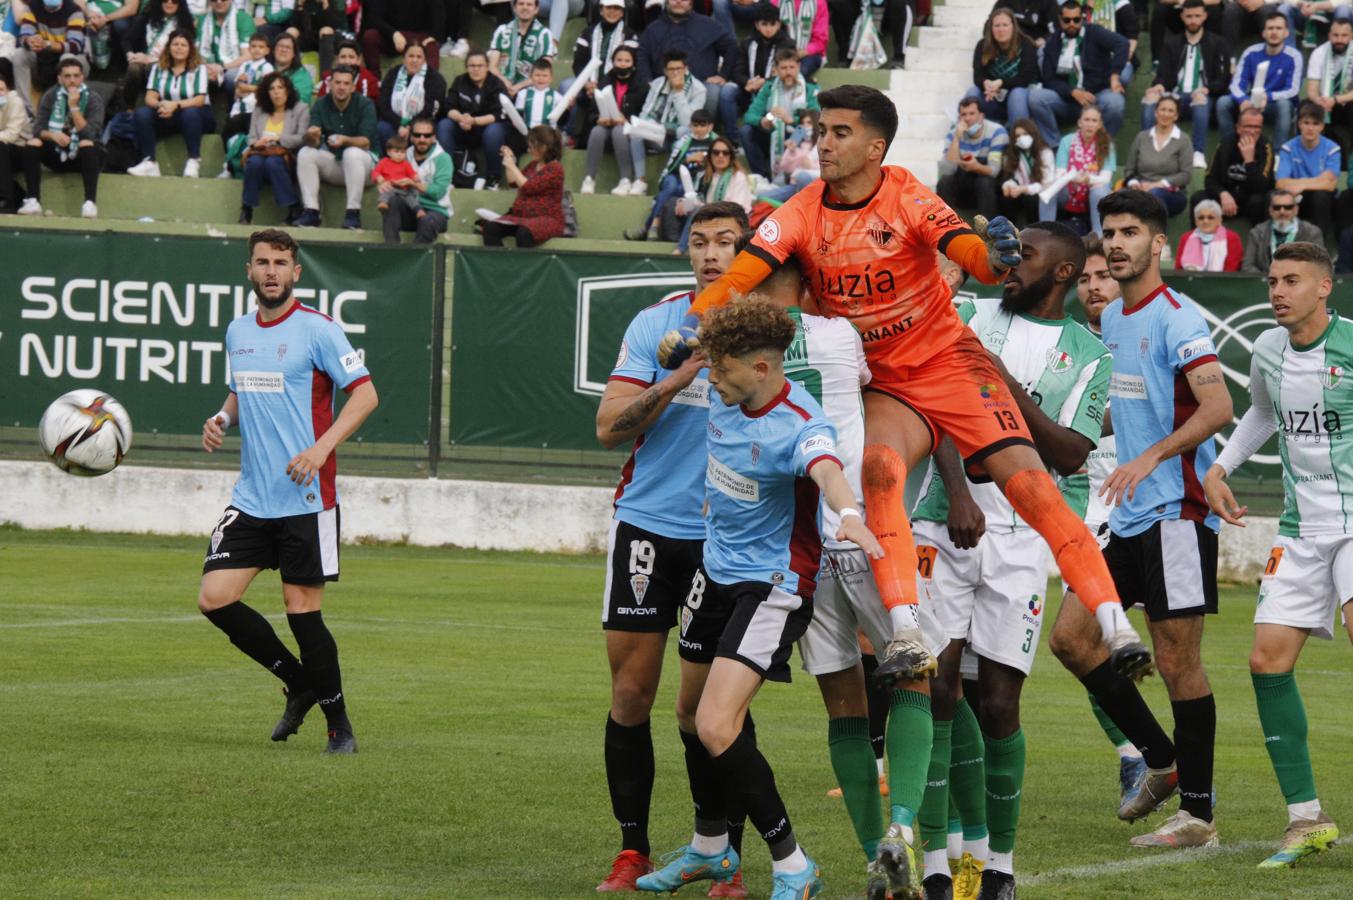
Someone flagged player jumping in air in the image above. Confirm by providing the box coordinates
[594,201,755,895]
[912,223,1111,900]
[1048,190,1233,849]
[655,83,1149,882]
[199,229,378,754]
[1204,241,1345,869]
[640,298,882,900]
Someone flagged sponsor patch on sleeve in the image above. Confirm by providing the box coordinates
[799,434,837,458]
[757,218,781,245]
[1177,337,1216,364]
[340,349,365,373]
[615,341,629,369]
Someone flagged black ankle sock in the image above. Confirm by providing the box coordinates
[1172,695,1216,822]
[286,611,345,723]
[862,654,889,761]
[605,716,655,856]
[203,601,305,689]
[724,712,755,855]
[1080,660,1175,769]
[710,731,796,860]
[680,728,726,828]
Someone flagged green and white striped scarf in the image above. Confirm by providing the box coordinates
[702,168,733,202]
[198,9,243,65]
[48,83,89,161]
[768,74,808,163]
[391,62,428,125]
[144,18,176,60]
[641,76,698,129]
[779,0,816,53]
[1322,45,1353,120]
[589,20,623,75]
[1178,41,1204,94]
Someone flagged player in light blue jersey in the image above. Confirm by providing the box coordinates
[198,230,379,755]
[593,202,756,894]
[1050,191,1234,850]
[640,299,882,900]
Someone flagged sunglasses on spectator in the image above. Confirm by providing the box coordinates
[412,132,436,138]
[1271,203,1296,211]
[710,149,732,157]
[1061,14,1081,22]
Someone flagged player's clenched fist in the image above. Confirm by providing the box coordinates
[657,313,702,369]
[202,413,228,453]
[974,214,1022,272]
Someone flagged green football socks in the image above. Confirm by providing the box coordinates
[949,698,988,843]
[886,688,933,825]
[829,715,883,859]
[1253,672,1318,805]
[919,718,953,855]
[984,729,1026,855]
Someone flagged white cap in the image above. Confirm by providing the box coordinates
[600,0,625,6]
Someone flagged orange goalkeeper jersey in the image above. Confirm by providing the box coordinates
[705,166,982,369]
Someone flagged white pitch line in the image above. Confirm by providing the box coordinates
[0,612,592,635]
[0,614,206,629]
[1022,841,1270,886]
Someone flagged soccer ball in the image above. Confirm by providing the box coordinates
[38,390,134,476]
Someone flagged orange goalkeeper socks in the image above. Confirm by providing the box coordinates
[1003,468,1120,614]
[862,443,919,610]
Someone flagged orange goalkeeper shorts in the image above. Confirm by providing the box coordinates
[863,330,1035,474]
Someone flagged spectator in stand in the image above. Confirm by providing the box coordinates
[1175,199,1243,271]
[128,30,217,178]
[383,115,452,245]
[377,42,446,148]
[242,1,295,46]
[636,0,738,140]
[775,0,829,78]
[936,96,1007,220]
[482,123,564,247]
[318,39,380,101]
[1123,94,1192,218]
[1275,99,1341,235]
[710,0,778,33]
[580,44,648,195]
[86,1,143,71]
[218,32,275,169]
[438,49,506,177]
[636,48,707,173]
[444,0,471,60]
[361,0,442,77]
[1243,187,1323,271]
[1219,12,1304,146]
[373,134,419,214]
[1305,18,1353,153]
[286,0,348,76]
[1222,0,1272,53]
[270,31,314,104]
[1143,0,1228,169]
[237,70,307,224]
[1278,0,1351,49]
[1149,0,1222,67]
[997,116,1054,224]
[19,54,104,218]
[997,0,1060,45]
[12,0,84,101]
[199,0,258,101]
[295,65,377,229]
[740,48,818,178]
[0,65,33,214]
[1084,0,1140,80]
[512,57,567,141]
[625,107,715,238]
[123,0,195,107]
[732,3,794,120]
[966,8,1038,126]
[1040,103,1115,233]
[1194,106,1274,224]
[564,0,637,139]
[759,107,819,201]
[827,0,912,67]
[1028,0,1128,145]
[539,0,585,43]
[667,135,751,252]
[489,0,556,97]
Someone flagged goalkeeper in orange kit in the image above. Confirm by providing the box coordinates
[657,85,1152,900]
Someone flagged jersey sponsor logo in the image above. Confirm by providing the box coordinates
[671,378,710,408]
[234,370,284,393]
[340,349,364,373]
[1110,373,1148,399]
[1177,337,1216,363]
[818,266,898,306]
[707,455,760,502]
[979,382,1001,399]
[757,218,781,245]
[1322,365,1344,389]
[615,341,629,369]
[1046,348,1074,373]
[1028,594,1044,616]
[204,551,231,562]
[630,573,650,605]
[799,434,837,458]
[1273,401,1342,439]
[860,316,914,343]
[771,571,785,585]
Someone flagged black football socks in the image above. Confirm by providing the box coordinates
[203,601,305,690]
[286,611,346,724]
[605,716,656,856]
[1080,660,1174,770]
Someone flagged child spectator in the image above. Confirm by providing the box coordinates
[372,133,420,213]
[318,40,381,102]
[218,32,275,176]
[624,108,715,237]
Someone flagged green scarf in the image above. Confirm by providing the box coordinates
[1321,44,1353,121]
[198,9,242,65]
[392,63,428,125]
[768,74,808,163]
[1271,223,1299,257]
[780,0,816,53]
[704,168,734,202]
[48,83,89,161]
[1178,40,1204,94]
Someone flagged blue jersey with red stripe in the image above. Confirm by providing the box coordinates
[1101,283,1220,537]
[703,379,839,597]
[609,291,711,540]
[226,302,370,519]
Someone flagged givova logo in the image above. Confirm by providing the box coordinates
[573,273,697,397]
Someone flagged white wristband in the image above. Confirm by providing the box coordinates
[838,507,862,521]
[213,409,233,429]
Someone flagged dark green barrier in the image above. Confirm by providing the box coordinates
[1,231,438,445]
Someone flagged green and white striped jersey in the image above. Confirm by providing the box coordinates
[782,307,871,551]
[1223,315,1353,537]
[912,298,1112,531]
[145,63,210,101]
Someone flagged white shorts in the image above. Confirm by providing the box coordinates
[798,547,947,676]
[913,521,1052,676]
[1256,533,1353,641]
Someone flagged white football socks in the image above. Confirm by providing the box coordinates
[1289,799,1322,823]
[889,603,922,634]
[771,846,808,875]
[964,835,989,861]
[1116,743,1143,760]
[923,849,949,878]
[691,832,729,855]
[986,850,1014,875]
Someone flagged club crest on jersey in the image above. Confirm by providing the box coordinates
[210,529,224,553]
[277,343,288,361]
[771,572,785,585]
[1046,349,1073,373]
[630,574,650,605]
[750,442,761,464]
[615,341,629,369]
[679,605,693,636]
[1322,366,1344,389]
[866,219,895,247]
[1139,337,1150,357]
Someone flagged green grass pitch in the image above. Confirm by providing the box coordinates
[2,526,1350,899]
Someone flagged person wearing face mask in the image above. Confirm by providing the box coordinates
[997,118,1054,225]
[936,96,1007,221]
[1243,188,1323,273]
[1174,199,1242,272]
[581,45,649,195]
[11,0,85,102]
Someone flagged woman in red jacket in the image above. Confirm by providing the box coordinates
[482,124,565,247]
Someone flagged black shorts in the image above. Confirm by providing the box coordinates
[602,519,703,633]
[1104,519,1218,621]
[202,505,341,585]
[677,567,814,683]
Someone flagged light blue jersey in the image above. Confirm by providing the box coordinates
[1101,283,1219,537]
[609,291,711,540]
[226,302,370,519]
[703,379,839,596]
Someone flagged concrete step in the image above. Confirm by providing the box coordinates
[890,70,972,96]
[894,89,961,116]
[893,48,973,76]
[916,26,980,50]
[931,6,991,28]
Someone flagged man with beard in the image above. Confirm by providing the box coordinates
[910,221,1110,900]
[198,229,379,755]
[1305,18,1353,154]
[1052,189,1232,849]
